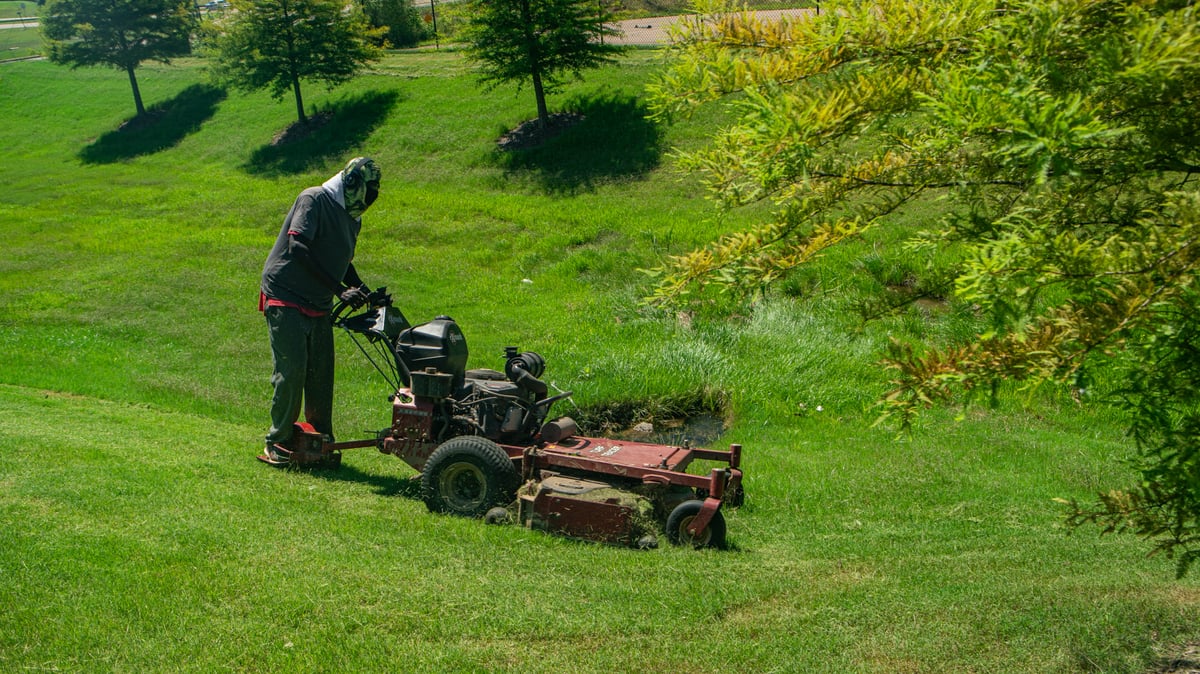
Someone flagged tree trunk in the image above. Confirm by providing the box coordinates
[127,64,146,117]
[519,0,548,128]
[292,76,306,125]
[531,70,549,129]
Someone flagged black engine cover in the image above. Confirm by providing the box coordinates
[395,317,468,387]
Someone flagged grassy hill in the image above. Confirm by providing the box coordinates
[0,1,39,60]
[0,0,37,19]
[1,50,1197,672]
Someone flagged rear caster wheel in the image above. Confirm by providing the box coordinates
[484,507,512,525]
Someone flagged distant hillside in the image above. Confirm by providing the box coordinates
[0,0,37,20]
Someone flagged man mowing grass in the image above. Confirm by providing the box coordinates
[257,157,382,466]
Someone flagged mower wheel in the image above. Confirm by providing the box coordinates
[484,507,512,525]
[665,500,727,549]
[422,436,519,518]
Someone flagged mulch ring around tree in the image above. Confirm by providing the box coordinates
[497,112,584,151]
[271,111,333,146]
[116,109,166,131]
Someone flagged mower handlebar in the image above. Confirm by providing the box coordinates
[331,287,392,322]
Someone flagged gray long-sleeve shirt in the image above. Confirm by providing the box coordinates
[261,186,361,313]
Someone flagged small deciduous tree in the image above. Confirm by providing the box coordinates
[462,0,624,128]
[210,0,382,125]
[649,0,1200,575]
[41,0,197,118]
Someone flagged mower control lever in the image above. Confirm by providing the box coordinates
[331,287,392,322]
[331,297,356,321]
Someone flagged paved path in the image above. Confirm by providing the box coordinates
[608,8,815,46]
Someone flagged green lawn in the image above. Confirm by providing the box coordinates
[1,50,1197,673]
[0,25,39,59]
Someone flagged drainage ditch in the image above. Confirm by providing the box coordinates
[567,394,729,448]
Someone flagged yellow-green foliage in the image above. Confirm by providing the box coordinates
[650,0,1200,574]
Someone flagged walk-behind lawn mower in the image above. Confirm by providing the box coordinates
[259,289,745,549]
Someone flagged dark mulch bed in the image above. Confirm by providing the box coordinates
[271,111,334,146]
[116,109,165,131]
[497,112,585,151]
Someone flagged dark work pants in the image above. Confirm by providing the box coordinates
[265,305,335,445]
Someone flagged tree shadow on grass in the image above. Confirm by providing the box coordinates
[494,90,665,194]
[79,84,227,164]
[243,89,402,177]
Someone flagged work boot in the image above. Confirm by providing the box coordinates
[260,442,291,466]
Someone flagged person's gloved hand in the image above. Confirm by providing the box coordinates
[339,286,369,308]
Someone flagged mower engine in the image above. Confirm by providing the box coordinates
[389,342,559,462]
[335,289,565,467]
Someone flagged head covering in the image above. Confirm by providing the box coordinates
[321,157,381,219]
[341,157,381,219]
[320,171,346,209]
